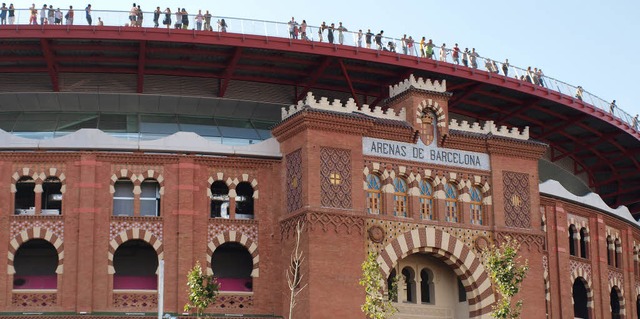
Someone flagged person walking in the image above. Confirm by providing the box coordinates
[0,3,7,25]
[609,100,616,114]
[365,29,373,48]
[195,10,203,30]
[502,59,509,76]
[337,22,347,45]
[65,5,74,25]
[575,86,584,101]
[153,6,161,28]
[452,43,460,64]
[85,4,92,26]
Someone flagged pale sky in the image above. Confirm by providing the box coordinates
[13,0,640,119]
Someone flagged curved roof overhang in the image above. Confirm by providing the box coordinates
[0,25,638,214]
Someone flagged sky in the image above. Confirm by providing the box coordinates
[14,0,640,118]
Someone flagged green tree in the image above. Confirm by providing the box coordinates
[483,237,529,319]
[359,251,397,319]
[184,261,219,318]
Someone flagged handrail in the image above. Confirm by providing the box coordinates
[2,7,638,132]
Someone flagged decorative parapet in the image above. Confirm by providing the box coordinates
[389,74,447,98]
[449,119,530,140]
[282,92,406,122]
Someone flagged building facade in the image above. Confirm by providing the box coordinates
[0,74,638,319]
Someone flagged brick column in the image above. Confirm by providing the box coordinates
[73,154,99,312]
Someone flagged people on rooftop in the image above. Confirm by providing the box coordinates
[0,6,632,128]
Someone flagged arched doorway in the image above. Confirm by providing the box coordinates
[377,228,495,318]
[113,239,158,290]
[573,278,589,319]
[212,242,253,292]
[389,253,470,319]
[13,239,58,289]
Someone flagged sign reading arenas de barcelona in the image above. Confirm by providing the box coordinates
[362,137,490,171]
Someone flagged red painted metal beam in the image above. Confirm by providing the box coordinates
[537,114,588,139]
[495,98,540,125]
[218,47,243,98]
[137,41,147,93]
[40,39,59,92]
[296,56,332,102]
[339,59,359,106]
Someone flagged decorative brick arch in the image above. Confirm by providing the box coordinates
[206,231,259,278]
[208,172,259,199]
[609,284,626,318]
[11,167,67,194]
[109,169,165,195]
[107,228,164,274]
[570,275,594,316]
[415,99,446,129]
[362,163,392,193]
[377,228,494,318]
[8,227,64,274]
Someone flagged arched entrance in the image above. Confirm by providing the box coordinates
[113,239,159,290]
[13,239,58,289]
[211,242,254,292]
[377,228,494,318]
[611,286,623,319]
[573,277,589,319]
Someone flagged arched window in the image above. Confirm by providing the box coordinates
[393,178,407,217]
[457,277,467,302]
[420,268,434,304]
[210,181,230,218]
[401,267,416,303]
[573,278,589,319]
[469,187,483,225]
[580,228,588,259]
[212,242,253,292]
[14,176,35,215]
[387,268,398,302]
[611,287,621,319]
[444,183,459,222]
[615,239,622,268]
[113,179,134,216]
[113,240,158,290]
[607,236,614,266]
[366,174,382,214]
[235,182,254,219]
[418,180,433,220]
[569,225,577,256]
[140,179,160,217]
[41,177,62,215]
[13,239,58,289]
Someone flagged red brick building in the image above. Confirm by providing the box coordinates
[0,26,639,319]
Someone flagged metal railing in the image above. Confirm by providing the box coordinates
[2,8,638,132]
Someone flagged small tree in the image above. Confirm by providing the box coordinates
[483,237,529,319]
[286,221,307,319]
[359,250,397,319]
[184,261,219,319]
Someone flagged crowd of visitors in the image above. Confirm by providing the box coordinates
[0,3,637,128]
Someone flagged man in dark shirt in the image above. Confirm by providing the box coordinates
[375,30,383,50]
[365,29,373,49]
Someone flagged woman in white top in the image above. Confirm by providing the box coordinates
[439,43,448,62]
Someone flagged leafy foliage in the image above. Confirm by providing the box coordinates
[359,251,397,319]
[482,237,529,319]
[184,261,219,318]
